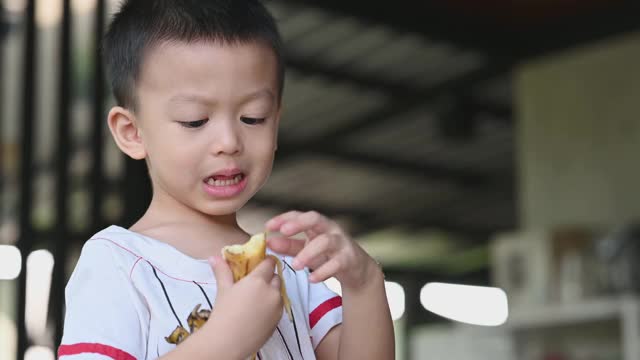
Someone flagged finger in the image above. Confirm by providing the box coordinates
[279,211,332,237]
[209,256,234,291]
[308,258,342,283]
[247,256,277,281]
[265,211,303,232]
[267,235,306,257]
[293,234,337,270]
[307,254,330,271]
[303,230,319,245]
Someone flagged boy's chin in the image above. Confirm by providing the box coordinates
[198,201,248,216]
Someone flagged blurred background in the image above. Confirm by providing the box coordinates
[1,0,640,359]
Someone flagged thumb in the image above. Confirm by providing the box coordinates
[270,273,281,289]
[209,256,234,291]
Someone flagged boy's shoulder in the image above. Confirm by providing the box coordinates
[73,226,148,276]
[81,225,147,259]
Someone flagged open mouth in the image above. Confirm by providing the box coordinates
[203,173,244,187]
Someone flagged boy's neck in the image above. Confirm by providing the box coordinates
[128,193,250,260]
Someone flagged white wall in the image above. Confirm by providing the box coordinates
[516,31,640,229]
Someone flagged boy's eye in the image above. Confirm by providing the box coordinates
[241,116,266,125]
[179,119,208,128]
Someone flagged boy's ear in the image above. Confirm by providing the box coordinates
[107,106,147,160]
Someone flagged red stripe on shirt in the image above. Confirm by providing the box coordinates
[58,343,136,360]
[309,296,342,329]
[129,256,143,279]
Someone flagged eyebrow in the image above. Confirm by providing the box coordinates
[168,94,214,105]
[168,89,275,105]
[241,89,275,104]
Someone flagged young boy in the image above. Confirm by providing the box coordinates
[57,1,394,359]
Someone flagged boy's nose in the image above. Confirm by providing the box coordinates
[210,121,242,155]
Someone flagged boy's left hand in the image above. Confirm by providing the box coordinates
[265,210,381,292]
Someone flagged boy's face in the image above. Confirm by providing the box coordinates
[131,40,280,217]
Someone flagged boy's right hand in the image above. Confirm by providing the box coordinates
[206,255,283,358]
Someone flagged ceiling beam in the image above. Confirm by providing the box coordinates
[307,60,513,142]
[471,99,512,121]
[285,51,513,123]
[275,142,488,187]
[273,0,495,54]
[250,193,499,240]
[278,59,514,158]
[273,62,515,188]
[284,50,419,96]
[275,0,640,58]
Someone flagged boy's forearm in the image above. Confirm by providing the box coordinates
[338,265,395,360]
[158,321,244,360]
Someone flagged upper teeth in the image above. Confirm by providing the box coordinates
[207,174,242,186]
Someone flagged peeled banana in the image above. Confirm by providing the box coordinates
[221,232,293,321]
[221,232,269,282]
[222,232,294,360]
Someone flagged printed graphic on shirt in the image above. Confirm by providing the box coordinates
[164,303,211,344]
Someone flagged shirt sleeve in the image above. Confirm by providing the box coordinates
[299,268,343,349]
[58,240,149,360]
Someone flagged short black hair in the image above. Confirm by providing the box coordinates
[103,0,285,110]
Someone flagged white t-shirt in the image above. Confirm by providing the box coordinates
[58,225,343,360]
